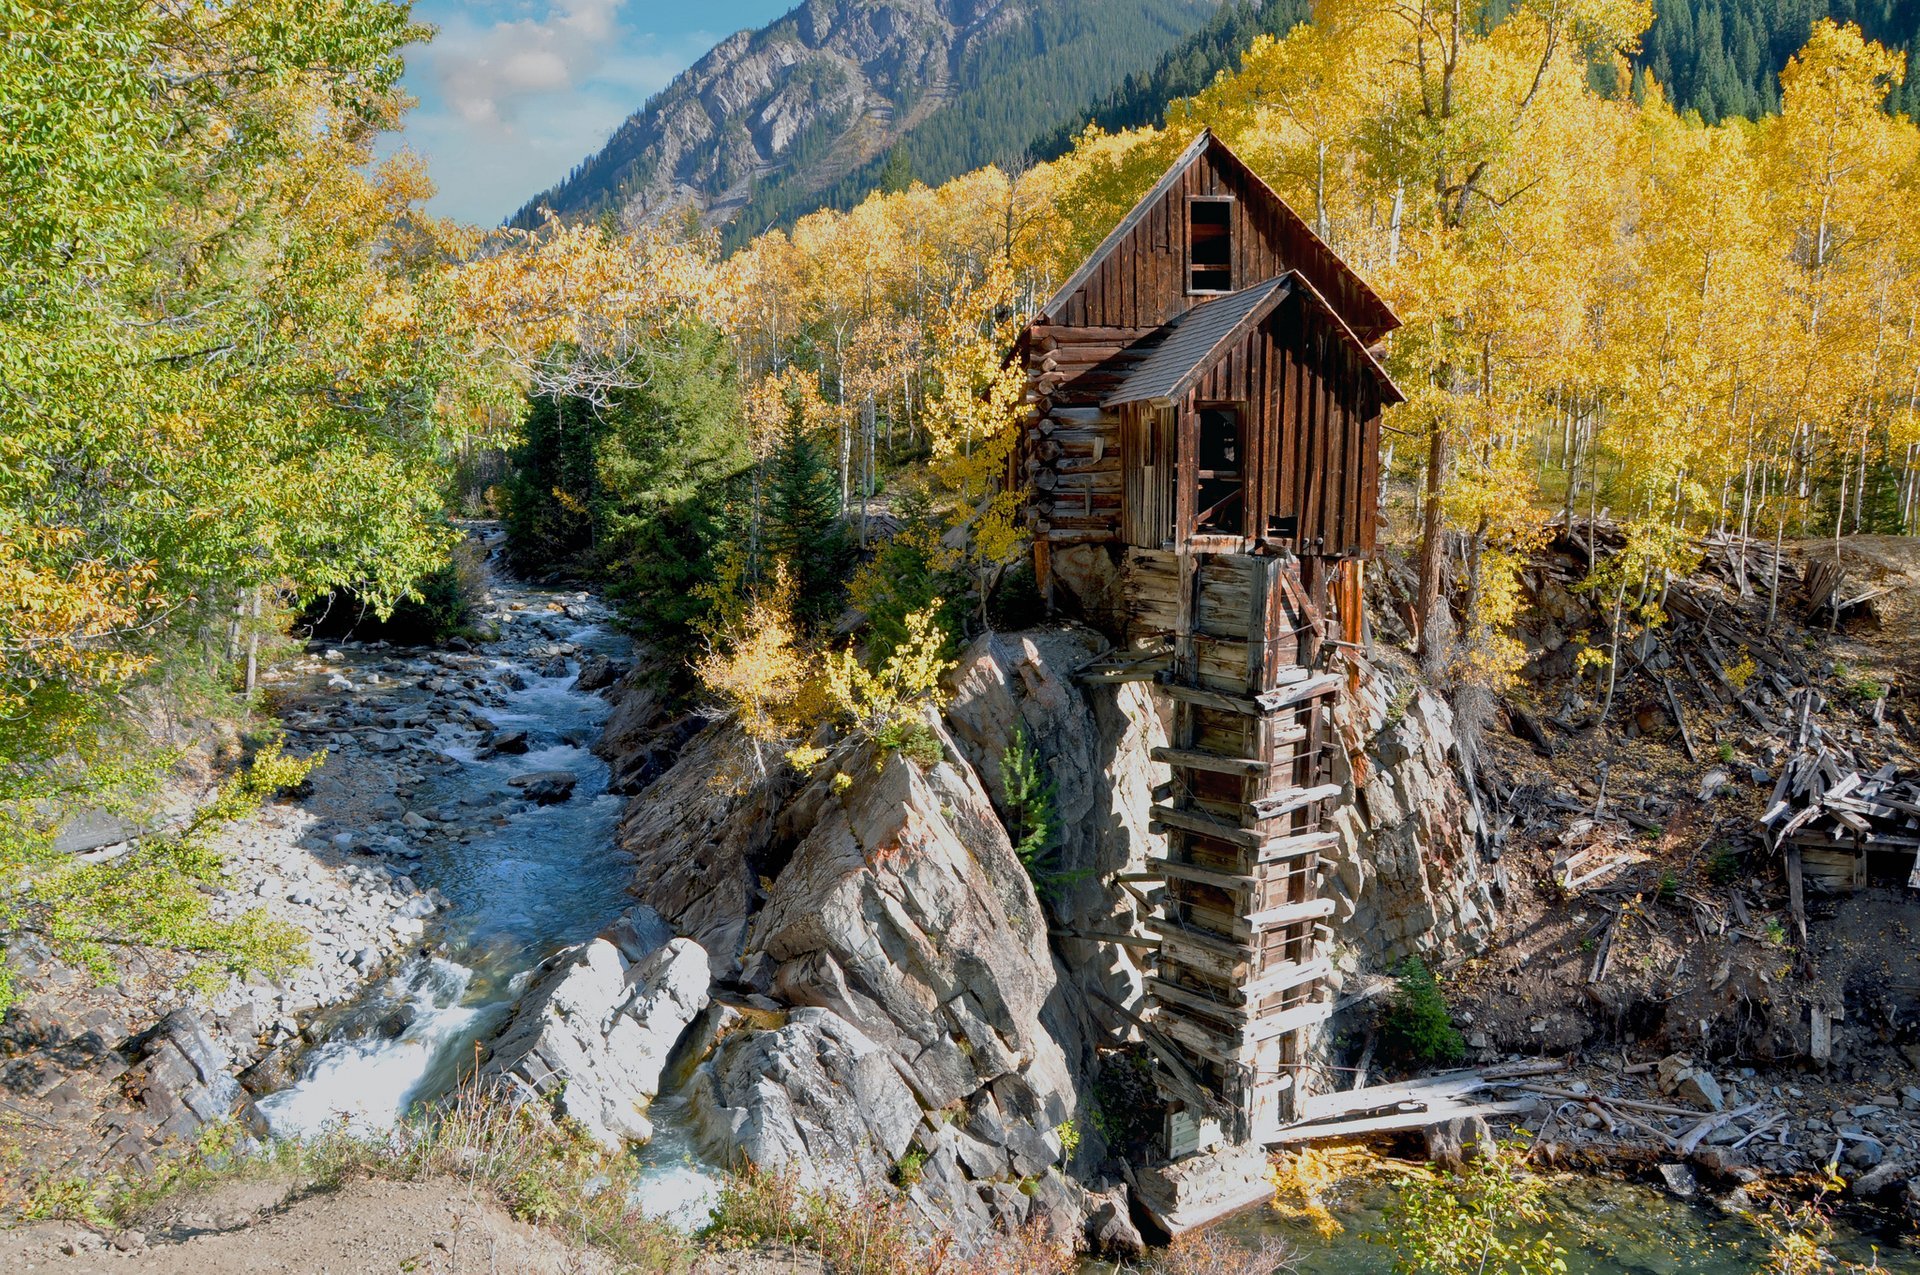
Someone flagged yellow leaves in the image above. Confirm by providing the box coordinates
[0,526,157,717]
[693,565,827,774]
[820,607,956,736]
[453,214,728,402]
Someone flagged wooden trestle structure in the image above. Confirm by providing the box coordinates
[1017,130,1402,1150]
[1129,549,1340,1145]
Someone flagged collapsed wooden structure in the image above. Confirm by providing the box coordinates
[1019,132,1402,1146]
[1762,688,1920,907]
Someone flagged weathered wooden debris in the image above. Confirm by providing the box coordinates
[1758,687,1920,895]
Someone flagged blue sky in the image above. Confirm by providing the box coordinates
[391,1,796,225]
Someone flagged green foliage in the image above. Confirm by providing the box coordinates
[1054,1119,1081,1163]
[1656,870,1681,904]
[766,408,851,627]
[1380,958,1466,1068]
[1370,1142,1569,1275]
[875,718,944,769]
[305,534,487,644]
[1,741,314,1014]
[1,0,494,1001]
[500,320,750,651]
[891,1147,927,1189]
[1000,722,1089,906]
[851,482,965,663]
[1634,0,1920,123]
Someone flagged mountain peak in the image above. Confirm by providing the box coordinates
[512,0,1221,236]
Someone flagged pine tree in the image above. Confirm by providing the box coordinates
[765,403,848,626]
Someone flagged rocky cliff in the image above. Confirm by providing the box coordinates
[485,618,1493,1249]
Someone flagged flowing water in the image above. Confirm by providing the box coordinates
[254,560,723,1224]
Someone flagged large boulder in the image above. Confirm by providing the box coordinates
[665,717,1095,1243]
[689,1007,920,1196]
[481,917,708,1148]
[746,723,1080,1123]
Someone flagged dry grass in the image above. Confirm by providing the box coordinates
[706,1164,1078,1275]
[18,1087,1083,1275]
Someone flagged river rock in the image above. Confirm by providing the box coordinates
[481,930,710,1149]
[507,770,578,805]
[1424,1114,1496,1170]
[689,1007,919,1195]
[572,654,623,692]
[540,655,569,679]
[126,1010,248,1143]
[1658,1163,1699,1199]
[1084,1188,1145,1259]
[484,728,530,756]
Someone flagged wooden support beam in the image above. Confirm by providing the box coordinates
[1156,670,1333,716]
[1144,857,1258,893]
[1253,831,1339,864]
[1248,783,1345,822]
[1242,896,1336,931]
[1245,998,1334,1042]
[1144,918,1253,961]
[1151,803,1262,847]
[1152,746,1273,777]
[1241,955,1334,1002]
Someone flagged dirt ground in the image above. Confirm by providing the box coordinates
[0,1176,827,1275]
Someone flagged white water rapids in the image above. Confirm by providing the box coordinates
[254,577,724,1228]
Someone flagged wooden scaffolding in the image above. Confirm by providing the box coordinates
[1123,546,1341,1147]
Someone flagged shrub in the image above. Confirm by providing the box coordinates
[1380,958,1465,1067]
[1369,1140,1567,1275]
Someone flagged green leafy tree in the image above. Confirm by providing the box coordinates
[1001,723,1087,906]
[1371,1142,1569,1275]
[1381,958,1467,1067]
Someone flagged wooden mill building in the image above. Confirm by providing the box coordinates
[1019,130,1402,1147]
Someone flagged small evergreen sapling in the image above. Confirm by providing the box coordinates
[1381,957,1466,1067]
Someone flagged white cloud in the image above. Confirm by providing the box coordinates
[428,0,627,129]
[393,2,720,224]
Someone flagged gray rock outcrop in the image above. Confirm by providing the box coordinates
[652,712,1097,1244]
[690,1007,920,1195]
[481,917,709,1148]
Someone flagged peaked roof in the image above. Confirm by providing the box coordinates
[1035,130,1400,345]
[1104,276,1291,408]
[1103,272,1405,409]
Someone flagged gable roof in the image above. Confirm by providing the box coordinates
[1104,272,1405,409]
[1104,276,1291,408]
[1035,130,1401,346]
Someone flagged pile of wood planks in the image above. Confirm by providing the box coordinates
[1760,688,1920,909]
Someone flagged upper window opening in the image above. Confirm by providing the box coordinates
[1189,198,1233,294]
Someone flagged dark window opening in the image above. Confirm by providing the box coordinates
[1189,198,1233,293]
[1195,406,1243,535]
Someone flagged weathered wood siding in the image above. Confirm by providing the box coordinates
[1046,143,1392,343]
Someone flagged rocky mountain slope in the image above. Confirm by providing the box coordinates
[511,0,1220,236]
